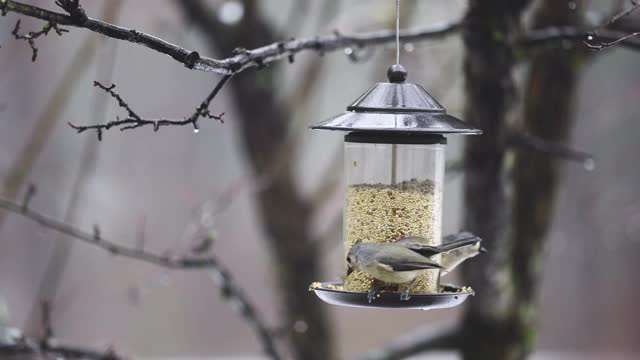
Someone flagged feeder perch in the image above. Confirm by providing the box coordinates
[309,64,481,310]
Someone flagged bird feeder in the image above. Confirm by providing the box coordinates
[309,64,482,310]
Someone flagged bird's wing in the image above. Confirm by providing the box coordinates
[377,252,444,272]
[381,261,444,271]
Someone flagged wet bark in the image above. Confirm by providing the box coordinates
[461,1,583,359]
[510,0,584,357]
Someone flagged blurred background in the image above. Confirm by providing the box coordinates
[0,0,639,359]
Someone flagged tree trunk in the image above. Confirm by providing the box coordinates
[176,1,334,359]
[461,0,583,358]
[461,0,531,358]
[510,0,584,356]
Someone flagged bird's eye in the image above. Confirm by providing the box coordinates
[346,257,352,264]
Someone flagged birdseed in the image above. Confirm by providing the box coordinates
[343,179,442,293]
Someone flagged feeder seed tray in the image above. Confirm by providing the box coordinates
[310,282,473,310]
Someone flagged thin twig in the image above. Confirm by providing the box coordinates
[0,341,122,359]
[1,0,459,139]
[521,0,640,51]
[0,195,228,269]
[448,131,595,182]
[1,0,461,74]
[508,132,595,170]
[0,299,122,360]
[0,3,107,229]
[206,267,281,360]
[11,18,68,61]
[584,31,640,50]
[21,183,36,210]
[522,26,640,51]
[595,0,640,31]
[68,75,230,140]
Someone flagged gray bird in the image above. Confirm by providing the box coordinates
[346,233,485,302]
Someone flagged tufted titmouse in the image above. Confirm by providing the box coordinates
[346,232,485,301]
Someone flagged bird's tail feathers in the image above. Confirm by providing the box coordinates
[395,233,482,256]
[438,235,481,252]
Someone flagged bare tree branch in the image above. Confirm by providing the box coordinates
[446,131,594,183]
[522,26,640,51]
[11,19,68,61]
[206,266,281,360]
[1,1,461,74]
[353,324,460,360]
[0,2,109,228]
[1,0,459,141]
[521,0,640,51]
[0,195,222,269]
[22,4,123,333]
[584,30,640,50]
[597,0,640,31]
[508,131,595,170]
[0,192,281,359]
[0,340,122,360]
[68,76,230,140]
[1,302,123,359]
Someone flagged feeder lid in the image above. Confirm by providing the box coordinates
[312,65,481,135]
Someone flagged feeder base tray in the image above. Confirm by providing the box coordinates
[310,282,473,310]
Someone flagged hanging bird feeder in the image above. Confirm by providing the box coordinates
[308,64,481,310]
[308,1,482,310]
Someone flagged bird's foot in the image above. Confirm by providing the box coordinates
[400,288,411,301]
[367,288,378,303]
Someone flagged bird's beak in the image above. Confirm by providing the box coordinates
[346,266,353,277]
[479,246,488,254]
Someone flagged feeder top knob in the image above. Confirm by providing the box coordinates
[387,64,408,83]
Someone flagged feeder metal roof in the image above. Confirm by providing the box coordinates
[312,65,481,135]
